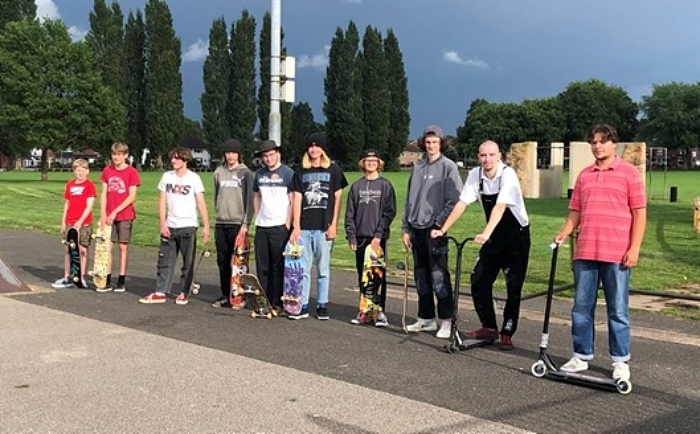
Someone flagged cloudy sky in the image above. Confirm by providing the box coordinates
[38,0,700,138]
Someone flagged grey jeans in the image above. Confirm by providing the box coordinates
[156,227,197,295]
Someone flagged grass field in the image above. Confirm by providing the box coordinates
[1,168,699,294]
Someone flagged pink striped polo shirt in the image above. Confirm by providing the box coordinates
[569,157,646,263]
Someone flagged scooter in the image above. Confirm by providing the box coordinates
[444,236,497,353]
[530,243,633,394]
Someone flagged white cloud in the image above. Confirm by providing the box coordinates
[183,39,208,63]
[297,45,330,70]
[35,0,61,22]
[443,50,489,69]
[68,26,88,41]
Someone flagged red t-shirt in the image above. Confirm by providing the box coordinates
[100,165,141,221]
[569,157,646,263]
[64,179,97,226]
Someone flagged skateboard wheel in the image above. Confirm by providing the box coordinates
[531,361,547,378]
[266,313,272,320]
[616,380,633,395]
[192,283,200,294]
[204,249,211,258]
[250,312,256,318]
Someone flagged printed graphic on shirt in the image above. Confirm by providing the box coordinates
[107,176,127,194]
[259,172,284,185]
[302,172,331,209]
[359,187,381,205]
[219,174,244,189]
[69,185,87,197]
[164,183,193,195]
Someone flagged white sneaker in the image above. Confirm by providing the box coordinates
[612,362,630,381]
[374,312,389,328]
[436,320,452,339]
[405,318,438,333]
[51,278,74,289]
[560,357,589,373]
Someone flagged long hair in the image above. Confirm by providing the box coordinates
[302,149,331,169]
[358,158,385,172]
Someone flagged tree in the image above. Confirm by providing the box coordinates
[324,21,364,167]
[288,102,318,167]
[558,79,638,142]
[0,20,125,179]
[361,26,390,161]
[257,12,271,141]
[228,9,256,155]
[124,10,147,165]
[144,0,183,166]
[0,0,36,31]
[200,16,229,154]
[85,0,126,108]
[383,29,410,171]
[639,82,700,156]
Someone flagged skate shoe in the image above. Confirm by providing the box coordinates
[374,312,389,327]
[436,320,452,339]
[499,334,514,351]
[465,327,499,340]
[560,357,589,373]
[612,362,630,381]
[405,318,438,333]
[139,292,167,304]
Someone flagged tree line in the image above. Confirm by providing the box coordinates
[0,0,410,175]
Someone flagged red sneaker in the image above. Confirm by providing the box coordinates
[465,327,499,340]
[175,293,189,305]
[499,334,514,351]
[139,292,167,304]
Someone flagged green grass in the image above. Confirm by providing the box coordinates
[2,169,699,293]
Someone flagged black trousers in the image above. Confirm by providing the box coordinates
[470,229,530,336]
[255,225,289,309]
[215,224,242,299]
[410,227,453,320]
[353,237,388,310]
[156,227,197,295]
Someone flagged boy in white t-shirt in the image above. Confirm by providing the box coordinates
[139,147,210,305]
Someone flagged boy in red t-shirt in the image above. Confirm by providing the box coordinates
[52,159,97,288]
[98,142,141,293]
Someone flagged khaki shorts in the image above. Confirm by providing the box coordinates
[111,220,133,244]
[68,226,93,248]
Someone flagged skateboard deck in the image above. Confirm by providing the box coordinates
[357,245,384,324]
[89,225,112,289]
[239,273,278,319]
[229,237,251,309]
[281,239,304,315]
[190,245,211,295]
[64,228,84,288]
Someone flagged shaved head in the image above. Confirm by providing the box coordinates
[479,140,500,155]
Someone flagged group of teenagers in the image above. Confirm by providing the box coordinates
[54,122,646,383]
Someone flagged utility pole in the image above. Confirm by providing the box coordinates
[269,0,282,147]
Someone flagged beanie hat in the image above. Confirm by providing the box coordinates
[305,132,328,153]
[222,138,243,154]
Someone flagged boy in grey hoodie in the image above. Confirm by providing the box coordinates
[212,138,254,308]
[402,125,463,339]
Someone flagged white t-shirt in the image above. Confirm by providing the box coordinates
[158,170,205,228]
[459,162,529,227]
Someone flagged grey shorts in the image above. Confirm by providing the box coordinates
[111,220,133,244]
[69,226,92,248]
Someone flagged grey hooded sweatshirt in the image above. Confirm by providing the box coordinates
[213,164,254,226]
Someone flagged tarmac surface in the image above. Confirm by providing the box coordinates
[1,227,699,434]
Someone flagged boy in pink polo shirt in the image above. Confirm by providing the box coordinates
[554,123,646,383]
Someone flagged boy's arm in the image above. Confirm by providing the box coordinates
[61,200,69,233]
[159,191,169,237]
[623,207,646,268]
[100,182,108,227]
[108,185,137,223]
[290,192,302,243]
[75,197,96,229]
[196,192,210,244]
[327,188,343,240]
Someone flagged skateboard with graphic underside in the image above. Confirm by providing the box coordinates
[239,273,279,319]
[89,225,112,289]
[281,239,304,316]
[229,236,251,309]
[64,228,84,288]
[356,245,384,324]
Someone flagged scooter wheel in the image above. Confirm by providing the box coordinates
[266,313,272,320]
[616,380,633,395]
[191,283,200,294]
[204,249,211,258]
[531,361,547,378]
[250,312,256,319]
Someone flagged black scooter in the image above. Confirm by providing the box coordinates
[530,243,633,394]
[444,236,497,353]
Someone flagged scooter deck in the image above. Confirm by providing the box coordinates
[546,370,629,393]
[443,332,496,353]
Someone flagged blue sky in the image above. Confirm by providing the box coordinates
[38,0,700,139]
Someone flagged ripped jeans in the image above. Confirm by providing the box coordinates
[409,227,453,320]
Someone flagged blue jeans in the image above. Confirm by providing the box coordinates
[572,260,631,363]
[301,230,333,307]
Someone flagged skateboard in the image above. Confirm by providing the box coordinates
[89,225,112,289]
[64,228,84,288]
[190,245,211,295]
[355,245,385,324]
[229,236,251,309]
[239,273,279,319]
[281,239,304,315]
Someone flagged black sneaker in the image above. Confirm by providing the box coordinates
[113,283,126,293]
[211,297,230,308]
[288,308,309,320]
[316,304,330,320]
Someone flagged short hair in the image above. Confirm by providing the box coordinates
[73,159,89,169]
[586,123,619,144]
[111,142,129,154]
[168,147,193,162]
